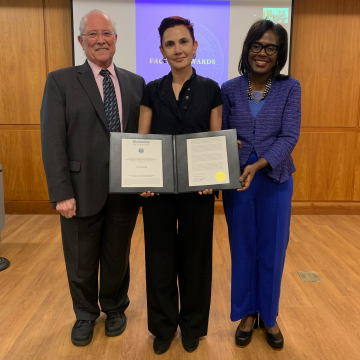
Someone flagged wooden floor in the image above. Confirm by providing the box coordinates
[1,214,360,359]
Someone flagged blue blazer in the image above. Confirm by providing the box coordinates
[221,73,301,183]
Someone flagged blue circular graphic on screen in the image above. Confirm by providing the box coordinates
[192,22,225,82]
[139,148,144,153]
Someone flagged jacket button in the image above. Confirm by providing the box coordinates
[187,88,190,91]
[183,105,187,110]
[185,96,189,100]
[106,162,109,168]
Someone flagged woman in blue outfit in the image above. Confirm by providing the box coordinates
[221,19,301,350]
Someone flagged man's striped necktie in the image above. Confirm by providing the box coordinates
[100,69,121,132]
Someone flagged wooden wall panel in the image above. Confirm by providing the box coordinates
[44,0,73,72]
[0,130,48,201]
[0,0,72,213]
[1,0,360,214]
[0,0,47,125]
[353,134,360,201]
[292,132,357,201]
[291,0,360,128]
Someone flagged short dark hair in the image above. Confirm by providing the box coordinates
[158,16,195,46]
[238,19,289,80]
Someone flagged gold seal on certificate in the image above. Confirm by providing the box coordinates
[215,171,227,182]
[109,130,242,194]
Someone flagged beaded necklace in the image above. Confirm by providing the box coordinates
[247,74,272,104]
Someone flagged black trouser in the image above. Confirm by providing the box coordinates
[60,194,139,321]
[142,193,214,339]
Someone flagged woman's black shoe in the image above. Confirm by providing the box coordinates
[71,320,94,346]
[235,313,258,347]
[259,315,284,350]
[153,336,172,355]
[182,337,199,352]
[266,330,284,350]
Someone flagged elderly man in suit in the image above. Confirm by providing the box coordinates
[41,10,145,346]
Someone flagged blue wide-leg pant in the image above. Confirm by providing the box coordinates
[223,152,293,327]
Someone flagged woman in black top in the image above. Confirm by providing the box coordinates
[138,16,223,355]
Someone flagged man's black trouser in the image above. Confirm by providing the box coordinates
[60,194,139,321]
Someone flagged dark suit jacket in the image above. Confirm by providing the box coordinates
[41,61,145,217]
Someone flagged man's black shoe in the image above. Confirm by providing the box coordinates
[71,320,94,346]
[153,336,172,355]
[105,312,127,337]
[182,337,199,352]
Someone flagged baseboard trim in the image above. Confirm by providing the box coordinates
[5,200,360,215]
[5,201,58,214]
[291,202,360,215]
[215,201,360,215]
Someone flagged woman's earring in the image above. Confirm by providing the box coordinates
[272,60,278,72]
[162,58,167,63]
[193,53,197,59]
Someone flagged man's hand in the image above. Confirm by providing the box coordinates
[237,140,242,150]
[56,198,76,218]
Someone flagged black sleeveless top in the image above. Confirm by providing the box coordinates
[140,68,223,135]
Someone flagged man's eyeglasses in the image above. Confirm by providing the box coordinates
[250,42,279,56]
[81,31,115,39]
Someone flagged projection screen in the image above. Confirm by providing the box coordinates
[72,0,293,86]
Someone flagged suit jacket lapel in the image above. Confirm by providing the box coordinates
[115,67,130,132]
[77,61,109,132]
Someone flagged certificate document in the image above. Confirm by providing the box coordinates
[109,130,241,194]
[121,138,163,187]
[186,136,230,187]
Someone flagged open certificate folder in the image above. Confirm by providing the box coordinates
[109,129,242,194]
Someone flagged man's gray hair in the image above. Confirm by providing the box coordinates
[79,10,117,35]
